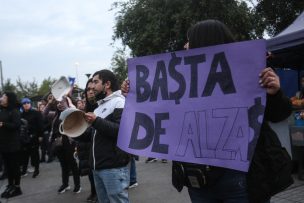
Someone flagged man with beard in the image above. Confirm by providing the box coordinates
[85,70,130,203]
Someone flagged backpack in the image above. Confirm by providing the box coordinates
[20,118,31,144]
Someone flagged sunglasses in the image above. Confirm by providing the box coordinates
[22,102,30,104]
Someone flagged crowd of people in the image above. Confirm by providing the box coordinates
[0,19,294,203]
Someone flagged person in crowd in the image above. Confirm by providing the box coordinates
[38,102,53,163]
[74,78,98,203]
[121,19,293,203]
[43,95,81,194]
[291,74,304,107]
[76,99,85,111]
[20,97,43,178]
[84,70,130,203]
[129,156,138,189]
[0,92,22,198]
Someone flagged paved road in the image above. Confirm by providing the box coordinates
[0,158,190,203]
[0,158,304,203]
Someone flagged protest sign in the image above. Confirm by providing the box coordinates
[118,40,266,172]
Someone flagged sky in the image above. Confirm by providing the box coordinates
[0,0,123,89]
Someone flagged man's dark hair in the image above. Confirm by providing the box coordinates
[188,19,235,49]
[92,69,119,92]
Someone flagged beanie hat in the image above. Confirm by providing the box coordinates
[21,98,31,104]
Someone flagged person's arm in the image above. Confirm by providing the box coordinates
[264,89,292,122]
[91,108,123,139]
[2,109,21,130]
[259,67,292,122]
[36,111,44,138]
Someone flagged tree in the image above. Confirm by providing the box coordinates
[15,77,39,99]
[111,48,128,85]
[255,0,304,36]
[38,77,56,97]
[113,0,263,57]
[2,79,17,93]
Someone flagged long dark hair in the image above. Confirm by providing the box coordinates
[84,78,98,112]
[3,91,20,110]
[188,19,235,49]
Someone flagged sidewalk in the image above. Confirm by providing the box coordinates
[0,159,303,203]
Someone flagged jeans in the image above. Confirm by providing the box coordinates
[188,169,248,203]
[93,166,130,203]
[130,157,137,184]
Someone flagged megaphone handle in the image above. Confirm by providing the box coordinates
[59,123,64,134]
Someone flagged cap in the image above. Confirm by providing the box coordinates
[21,98,31,104]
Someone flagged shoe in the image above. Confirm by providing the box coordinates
[1,185,12,198]
[21,171,28,177]
[6,186,22,198]
[27,167,34,173]
[73,186,81,193]
[32,170,39,178]
[129,182,138,189]
[161,159,168,163]
[40,158,46,163]
[145,158,157,163]
[86,194,97,202]
[47,158,53,163]
[58,185,70,194]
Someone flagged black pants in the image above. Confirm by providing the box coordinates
[57,149,80,187]
[2,151,21,186]
[21,144,40,172]
[88,171,96,195]
[40,132,53,160]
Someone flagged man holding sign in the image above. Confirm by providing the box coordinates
[119,20,292,202]
[85,70,130,203]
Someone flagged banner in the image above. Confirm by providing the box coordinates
[118,40,266,172]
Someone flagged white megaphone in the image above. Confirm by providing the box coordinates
[51,76,72,101]
[59,108,90,138]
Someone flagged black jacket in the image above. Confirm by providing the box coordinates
[74,127,93,176]
[21,109,44,142]
[0,107,21,152]
[247,90,293,202]
[90,91,130,170]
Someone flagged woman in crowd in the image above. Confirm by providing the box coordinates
[74,78,98,202]
[0,92,22,198]
[43,95,81,194]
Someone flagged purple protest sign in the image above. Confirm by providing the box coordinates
[118,40,266,172]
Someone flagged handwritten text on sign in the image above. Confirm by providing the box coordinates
[118,40,266,172]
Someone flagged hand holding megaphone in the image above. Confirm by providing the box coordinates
[59,108,90,138]
[84,112,97,124]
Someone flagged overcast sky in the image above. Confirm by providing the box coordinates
[0,0,123,89]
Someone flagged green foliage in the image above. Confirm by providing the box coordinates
[113,0,263,57]
[2,79,17,93]
[15,77,39,99]
[111,48,128,85]
[2,77,56,100]
[38,77,56,96]
[255,0,304,36]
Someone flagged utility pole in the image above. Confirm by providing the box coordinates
[0,60,3,92]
